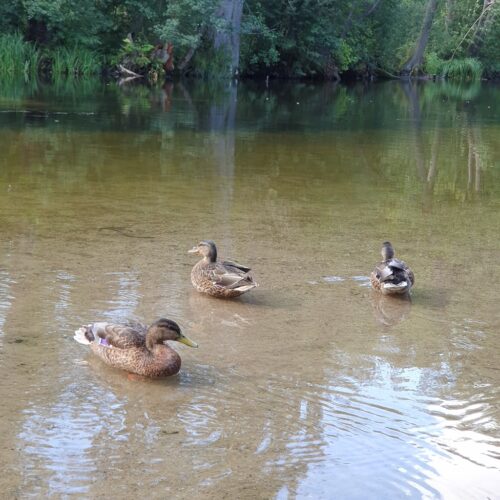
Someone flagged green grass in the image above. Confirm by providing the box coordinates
[0,33,40,78]
[0,34,101,79]
[49,47,102,76]
[441,58,483,81]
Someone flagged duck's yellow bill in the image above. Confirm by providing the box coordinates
[188,246,198,254]
[178,334,198,348]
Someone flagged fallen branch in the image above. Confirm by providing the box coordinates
[376,67,401,79]
[118,76,141,86]
[118,65,143,78]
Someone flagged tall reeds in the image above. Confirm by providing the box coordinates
[441,58,483,81]
[0,33,40,78]
[50,47,102,76]
[0,33,101,79]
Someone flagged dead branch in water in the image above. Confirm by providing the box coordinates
[118,65,143,78]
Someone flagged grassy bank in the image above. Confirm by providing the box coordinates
[0,33,40,78]
[0,34,102,79]
[0,33,492,83]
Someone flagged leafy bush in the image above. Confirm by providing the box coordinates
[424,52,444,75]
[113,37,165,80]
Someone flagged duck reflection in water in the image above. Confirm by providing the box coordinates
[370,292,412,327]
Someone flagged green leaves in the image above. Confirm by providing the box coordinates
[0,0,497,79]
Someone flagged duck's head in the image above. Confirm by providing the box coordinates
[188,240,217,262]
[147,318,198,350]
[381,241,395,261]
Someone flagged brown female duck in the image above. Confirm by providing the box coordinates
[188,240,257,298]
[74,318,198,377]
[371,241,415,295]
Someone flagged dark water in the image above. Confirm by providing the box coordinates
[0,78,499,499]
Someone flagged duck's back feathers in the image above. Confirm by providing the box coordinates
[191,259,257,298]
[74,322,147,349]
[96,323,147,349]
[371,258,414,295]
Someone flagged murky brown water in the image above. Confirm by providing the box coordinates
[0,78,499,498]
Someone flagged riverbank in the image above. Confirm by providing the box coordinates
[0,29,498,84]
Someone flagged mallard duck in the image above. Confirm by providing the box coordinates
[73,318,198,377]
[188,240,257,298]
[371,241,414,295]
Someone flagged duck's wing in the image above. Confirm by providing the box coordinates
[90,322,147,349]
[209,262,254,289]
[374,262,394,282]
[387,258,407,271]
[389,259,414,283]
[222,259,252,273]
[375,259,411,280]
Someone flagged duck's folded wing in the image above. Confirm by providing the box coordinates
[388,259,407,271]
[388,259,414,284]
[209,263,252,288]
[222,260,252,273]
[376,264,394,282]
[92,322,146,349]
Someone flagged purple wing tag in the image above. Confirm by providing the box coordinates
[98,338,110,347]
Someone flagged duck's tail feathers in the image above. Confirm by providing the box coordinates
[73,325,95,345]
[235,283,258,292]
[382,281,409,293]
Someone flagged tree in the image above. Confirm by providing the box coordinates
[401,0,438,75]
[213,0,245,76]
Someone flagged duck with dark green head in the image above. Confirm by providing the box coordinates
[188,240,257,298]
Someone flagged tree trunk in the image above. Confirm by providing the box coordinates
[213,0,244,77]
[401,0,438,76]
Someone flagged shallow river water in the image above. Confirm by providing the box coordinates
[0,78,499,499]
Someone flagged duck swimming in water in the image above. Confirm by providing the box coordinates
[371,241,414,295]
[74,318,198,377]
[188,240,257,298]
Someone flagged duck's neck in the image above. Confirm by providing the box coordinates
[204,249,217,263]
[382,248,394,261]
[145,327,163,351]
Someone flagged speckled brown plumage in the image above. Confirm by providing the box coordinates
[189,240,257,298]
[74,318,198,377]
[371,242,414,296]
[90,340,181,377]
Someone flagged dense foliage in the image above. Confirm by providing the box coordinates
[0,0,498,80]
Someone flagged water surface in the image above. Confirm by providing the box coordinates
[0,78,499,498]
